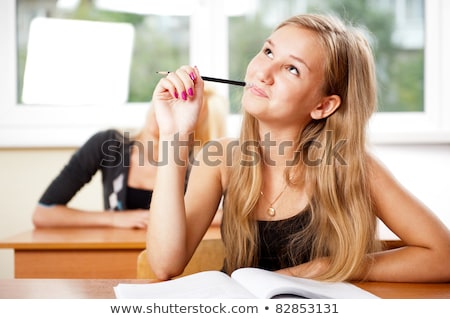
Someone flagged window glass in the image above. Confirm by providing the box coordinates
[17,0,189,104]
[228,0,424,113]
[17,0,425,114]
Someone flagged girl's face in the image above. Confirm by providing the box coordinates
[242,25,330,129]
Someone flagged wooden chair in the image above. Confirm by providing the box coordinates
[137,238,225,279]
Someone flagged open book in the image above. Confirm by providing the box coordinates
[114,267,379,299]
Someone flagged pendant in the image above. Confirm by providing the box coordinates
[267,207,276,217]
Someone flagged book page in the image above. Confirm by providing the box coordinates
[231,268,380,299]
[114,271,255,299]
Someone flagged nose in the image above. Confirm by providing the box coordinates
[255,63,274,85]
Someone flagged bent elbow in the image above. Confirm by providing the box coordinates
[146,252,185,281]
[424,239,450,282]
[32,204,59,228]
[32,207,47,228]
[439,245,450,281]
[152,268,180,282]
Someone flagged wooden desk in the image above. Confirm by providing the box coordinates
[0,279,448,299]
[0,226,221,279]
[354,281,450,299]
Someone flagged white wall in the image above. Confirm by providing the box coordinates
[0,148,102,278]
[1,143,449,279]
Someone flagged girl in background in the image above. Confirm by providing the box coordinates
[33,86,228,228]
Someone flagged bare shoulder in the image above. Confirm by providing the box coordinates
[196,137,237,165]
[365,151,430,220]
[199,137,238,165]
[192,137,238,187]
[365,152,397,184]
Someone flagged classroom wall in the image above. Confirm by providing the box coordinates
[1,144,450,279]
[0,148,102,278]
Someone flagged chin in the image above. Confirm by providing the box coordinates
[241,94,267,116]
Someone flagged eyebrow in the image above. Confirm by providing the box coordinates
[266,39,311,71]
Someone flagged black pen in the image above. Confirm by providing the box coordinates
[156,71,246,87]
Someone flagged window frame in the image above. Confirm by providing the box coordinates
[0,0,448,148]
[368,0,450,144]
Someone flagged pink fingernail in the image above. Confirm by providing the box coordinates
[189,72,196,81]
[181,91,187,100]
[188,88,194,97]
[174,90,179,99]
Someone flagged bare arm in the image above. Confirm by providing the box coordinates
[32,129,152,229]
[360,155,450,282]
[146,132,192,280]
[278,155,450,282]
[32,205,149,229]
[147,66,221,280]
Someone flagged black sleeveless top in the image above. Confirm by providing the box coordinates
[125,186,152,209]
[256,209,312,271]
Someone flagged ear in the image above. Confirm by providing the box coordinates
[310,95,341,120]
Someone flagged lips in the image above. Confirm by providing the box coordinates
[247,83,268,98]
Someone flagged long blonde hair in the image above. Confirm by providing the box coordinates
[222,14,380,281]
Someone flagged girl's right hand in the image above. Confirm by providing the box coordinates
[152,66,204,137]
[110,210,149,229]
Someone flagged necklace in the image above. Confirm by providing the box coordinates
[260,183,289,217]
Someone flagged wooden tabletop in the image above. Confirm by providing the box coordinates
[0,279,448,299]
[354,281,450,299]
[0,279,145,299]
[0,228,147,250]
[0,226,221,250]
[0,226,222,279]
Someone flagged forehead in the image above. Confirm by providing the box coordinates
[269,25,325,70]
